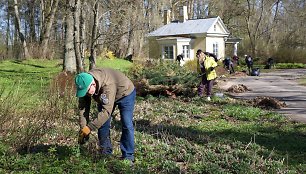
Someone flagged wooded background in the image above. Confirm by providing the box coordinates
[0,0,305,72]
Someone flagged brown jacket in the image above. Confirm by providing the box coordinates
[78,68,135,130]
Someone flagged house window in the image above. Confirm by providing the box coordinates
[213,42,218,58]
[163,46,174,59]
[214,25,217,31]
[182,45,190,59]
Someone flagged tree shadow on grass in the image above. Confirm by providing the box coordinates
[133,119,306,165]
[12,60,46,68]
[0,69,42,74]
[16,142,103,163]
[16,144,76,161]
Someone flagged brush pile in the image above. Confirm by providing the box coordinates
[249,96,286,109]
[226,84,251,93]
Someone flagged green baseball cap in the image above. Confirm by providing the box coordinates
[75,72,94,97]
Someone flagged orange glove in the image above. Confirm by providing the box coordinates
[81,126,91,136]
[78,126,91,145]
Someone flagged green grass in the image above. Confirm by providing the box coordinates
[1,97,303,173]
[0,59,62,93]
[0,58,133,107]
[1,59,306,173]
[0,58,132,91]
[275,63,306,69]
[95,58,133,72]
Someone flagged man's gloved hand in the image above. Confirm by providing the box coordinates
[78,134,89,145]
[78,126,91,145]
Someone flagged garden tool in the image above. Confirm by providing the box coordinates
[197,73,206,77]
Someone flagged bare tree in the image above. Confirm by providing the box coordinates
[13,0,30,59]
[208,0,284,58]
[89,0,99,70]
[1,0,305,63]
[63,0,76,72]
[5,0,11,58]
[25,0,37,43]
[40,0,59,58]
[74,0,84,72]
[80,0,87,68]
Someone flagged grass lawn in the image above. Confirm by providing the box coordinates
[0,58,133,107]
[0,59,306,173]
[0,59,62,93]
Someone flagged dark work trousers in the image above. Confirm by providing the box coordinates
[229,64,235,74]
[198,73,214,97]
[225,63,235,74]
[247,64,253,75]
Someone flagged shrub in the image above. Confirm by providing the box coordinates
[98,48,116,60]
[184,58,197,72]
[1,85,76,152]
[132,60,198,87]
[0,85,23,131]
[275,63,305,69]
[274,47,306,64]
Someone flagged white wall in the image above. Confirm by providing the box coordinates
[207,20,227,34]
[206,37,226,59]
[177,38,192,56]
[205,19,228,59]
[176,38,194,66]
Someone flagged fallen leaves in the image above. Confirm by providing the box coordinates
[249,96,286,109]
[226,84,251,93]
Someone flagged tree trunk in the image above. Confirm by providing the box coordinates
[126,18,134,58]
[40,0,59,58]
[13,0,30,59]
[266,0,280,45]
[6,1,10,58]
[39,0,44,40]
[89,1,99,70]
[27,0,37,43]
[137,31,144,58]
[80,0,86,68]
[63,0,76,73]
[74,0,83,72]
[126,28,134,57]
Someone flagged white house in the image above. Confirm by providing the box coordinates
[147,6,239,64]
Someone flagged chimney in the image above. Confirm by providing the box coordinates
[164,9,171,25]
[178,6,188,23]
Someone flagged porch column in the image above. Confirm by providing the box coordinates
[233,43,238,56]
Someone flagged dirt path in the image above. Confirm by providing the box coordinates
[218,69,306,123]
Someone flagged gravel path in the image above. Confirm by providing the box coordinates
[218,69,306,123]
